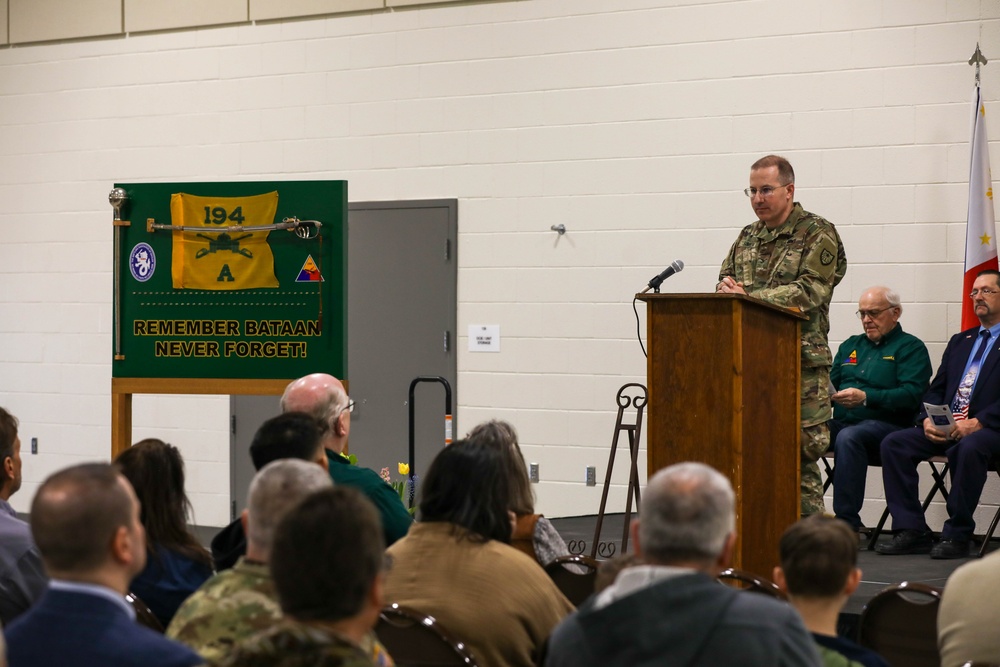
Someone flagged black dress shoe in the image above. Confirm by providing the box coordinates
[930,539,970,559]
[875,529,934,555]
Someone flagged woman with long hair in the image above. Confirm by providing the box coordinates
[465,419,574,567]
[115,438,213,627]
[384,439,573,667]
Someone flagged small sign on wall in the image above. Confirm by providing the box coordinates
[468,325,500,352]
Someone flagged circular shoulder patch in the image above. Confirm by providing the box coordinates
[129,243,156,282]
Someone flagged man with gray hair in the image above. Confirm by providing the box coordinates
[281,373,412,545]
[828,286,931,533]
[167,459,332,662]
[545,462,820,667]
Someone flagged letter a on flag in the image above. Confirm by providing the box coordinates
[962,86,998,330]
[170,192,280,290]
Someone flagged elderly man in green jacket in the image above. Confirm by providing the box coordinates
[281,373,413,546]
[828,286,932,533]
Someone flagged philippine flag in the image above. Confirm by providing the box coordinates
[962,86,999,331]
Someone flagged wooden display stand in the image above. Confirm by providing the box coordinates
[111,378,292,459]
[637,293,804,577]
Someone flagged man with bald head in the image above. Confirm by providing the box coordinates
[282,373,412,546]
[6,464,200,667]
[828,286,931,533]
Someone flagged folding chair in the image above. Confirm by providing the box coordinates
[716,568,786,600]
[821,450,836,492]
[544,554,600,607]
[375,604,478,666]
[976,465,1000,557]
[867,455,949,551]
[858,581,942,667]
[125,592,163,633]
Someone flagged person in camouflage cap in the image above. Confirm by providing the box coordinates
[217,487,389,667]
[167,459,333,662]
[717,155,847,516]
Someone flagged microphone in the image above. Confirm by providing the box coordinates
[642,260,684,293]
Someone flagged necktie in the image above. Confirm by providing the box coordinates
[952,329,992,419]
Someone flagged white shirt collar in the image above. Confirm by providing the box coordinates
[593,564,696,610]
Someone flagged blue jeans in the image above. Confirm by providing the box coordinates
[829,419,901,529]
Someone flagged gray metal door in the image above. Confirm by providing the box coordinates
[347,200,457,484]
[229,199,457,519]
[229,395,278,521]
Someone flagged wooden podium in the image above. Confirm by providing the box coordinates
[637,293,805,577]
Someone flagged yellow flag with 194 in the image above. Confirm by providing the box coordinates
[170,192,280,290]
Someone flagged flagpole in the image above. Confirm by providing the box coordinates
[969,43,987,86]
[961,45,996,331]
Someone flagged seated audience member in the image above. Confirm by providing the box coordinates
[593,554,642,595]
[385,439,573,667]
[465,419,572,566]
[212,411,331,570]
[115,439,214,627]
[5,463,201,667]
[0,407,47,625]
[938,548,1000,667]
[878,270,1000,559]
[545,462,820,667]
[281,373,412,547]
[168,459,333,662]
[828,287,931,532]
[217,487,385,667]
[773,515,888,667]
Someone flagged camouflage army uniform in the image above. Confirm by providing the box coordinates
[167,557,392,666]
[213,619,375,667]
[719,202,847,516]
[166,557,283,662]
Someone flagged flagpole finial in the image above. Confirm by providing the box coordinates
[970,43,988,86]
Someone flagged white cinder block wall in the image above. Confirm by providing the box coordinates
[0,0,999,530]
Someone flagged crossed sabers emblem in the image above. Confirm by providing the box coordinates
[195,232,254,259]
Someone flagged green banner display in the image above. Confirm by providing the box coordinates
[111,181,347,380]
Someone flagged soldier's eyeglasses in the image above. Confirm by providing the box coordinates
[743,183,791,198]
[970,288,999,298]
[856,308,891,319]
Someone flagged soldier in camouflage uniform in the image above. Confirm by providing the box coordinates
[213,619,377,667]
[718,155,847,516]
[219,487,388,667]
[167,460,334,662]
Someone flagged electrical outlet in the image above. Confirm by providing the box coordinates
[31,437,37,455]
[586,466,596,486]
[529,463,539,483]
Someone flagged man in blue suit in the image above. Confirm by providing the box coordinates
[5,463,202,667]
[877,270,1000,559]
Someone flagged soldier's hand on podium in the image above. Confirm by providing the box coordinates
[717,276,747,295]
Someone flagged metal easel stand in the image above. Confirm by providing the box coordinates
[590,383,647,559]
